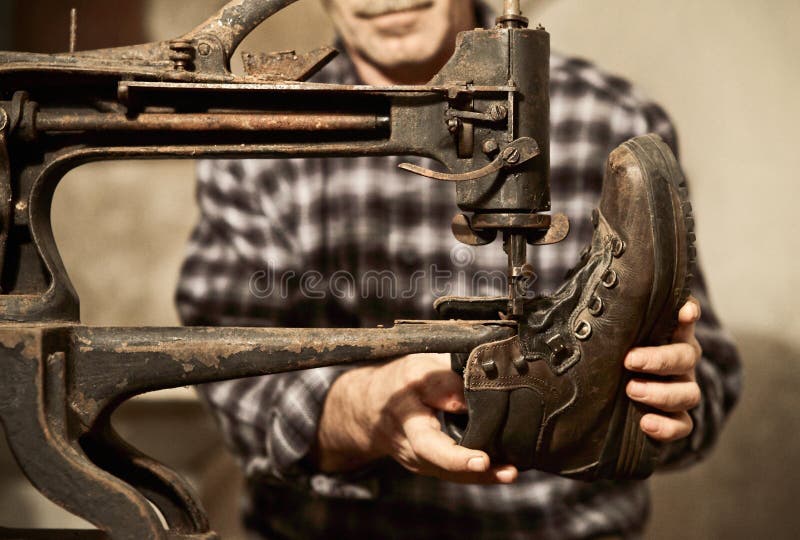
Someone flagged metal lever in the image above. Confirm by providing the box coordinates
[183,0,301,61]
[398,136,540,182]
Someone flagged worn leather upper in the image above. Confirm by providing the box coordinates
[438,134,687,479]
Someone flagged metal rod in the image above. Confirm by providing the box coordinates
[118,80,517,95]
[504,0,522,16]
[69,8,77,54]
[183,0,301,59]
[498,0,528,28]
[35,111,391,132]
[505,232,528,317]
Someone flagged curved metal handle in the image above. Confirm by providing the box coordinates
[182,0,300,60]
[398,137,540,182]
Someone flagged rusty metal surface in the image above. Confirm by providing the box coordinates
[241,46,338,81]
[398,136,540,182]
[34,111,391,132]
[68,321,516,428]
[0,0,558,538]
[471,212,551,229]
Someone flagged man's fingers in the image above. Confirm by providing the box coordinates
[415,369,467,412]
[403,354,467,413]
[402,410,489,473]
[672,296,702,344]
[399,412,518,484]
[432,465,519,485]
[390,393,518,485]
[626,375,701,412]
[640,411,694,442]
[625,343,699,376]
[678,296,701,325]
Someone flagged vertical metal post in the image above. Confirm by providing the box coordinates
[69,8,78,53]
[504,0,522,16]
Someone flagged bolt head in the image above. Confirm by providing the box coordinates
[482,139,499,154]
[502,146,520,164]
[197,42,211,56]
[488,104,508,121]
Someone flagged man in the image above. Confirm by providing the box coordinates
[176,0,741,537]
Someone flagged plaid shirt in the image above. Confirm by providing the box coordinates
[176,10,741,539]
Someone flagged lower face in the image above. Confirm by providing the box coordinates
[322,0,475,70]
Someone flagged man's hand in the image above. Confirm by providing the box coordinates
[316,353,518,484]
[624,297,703,442]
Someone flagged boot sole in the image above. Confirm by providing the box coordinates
[608,134,694,479]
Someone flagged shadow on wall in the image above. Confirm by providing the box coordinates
[648,331,800,540]
[0,331,798,539]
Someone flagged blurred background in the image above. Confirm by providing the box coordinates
[1,0,799,538]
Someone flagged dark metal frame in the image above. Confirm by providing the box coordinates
[0,1,560,537]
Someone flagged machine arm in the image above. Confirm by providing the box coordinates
[0,1,561,538]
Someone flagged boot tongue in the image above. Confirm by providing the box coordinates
[523,249,605,332]
[518,236,614,373]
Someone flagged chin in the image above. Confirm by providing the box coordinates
[367,8,431,34]
[363,29,448,70]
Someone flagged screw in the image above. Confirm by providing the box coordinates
[447,117,460,133]
[487,104,508,121]
[197,42,211,56]
[482,139,499,155]
[502,146,520,164]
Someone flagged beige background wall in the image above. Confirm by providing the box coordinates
[2,0,799,538]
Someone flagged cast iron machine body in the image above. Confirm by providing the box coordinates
[0,1,563,538]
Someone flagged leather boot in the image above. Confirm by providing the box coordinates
[436,134,694,480]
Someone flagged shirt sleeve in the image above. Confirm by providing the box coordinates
[637,101,743,468]
[176,158,346,482]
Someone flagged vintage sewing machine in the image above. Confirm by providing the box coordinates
[0,0,566,538]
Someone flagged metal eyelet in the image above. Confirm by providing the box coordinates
[550,349,571,366]
[611,237,626,257]
[588,295,604,316]
[513,356,529,374]
[601,269,618,289]
[546,335,571,367]
[574,320,592,340]
[480,358,498,378]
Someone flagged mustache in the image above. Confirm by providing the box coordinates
[352,0,434,17]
